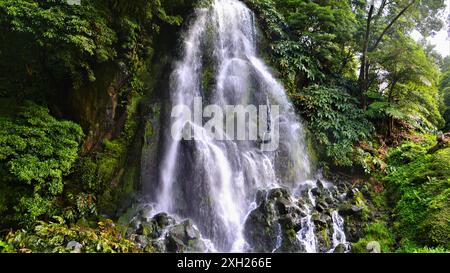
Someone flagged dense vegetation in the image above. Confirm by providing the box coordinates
[1,0,449,253]
[0,0,194,252]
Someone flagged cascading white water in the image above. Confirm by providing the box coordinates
[153,0,331,252]
[330,211,349,252]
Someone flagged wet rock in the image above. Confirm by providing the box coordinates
[165,219,206,253]
[312,212,330,228]
[325,196,336,206]
[346,188,356,199]
[138,206,154,221]
[244,188,306,253]
[315,227,332,252]
[149,239,166,252]
[315,201,328,212]
[141,222,157,237]
[278,232,304,253]
[338,203,363,216]
[126,209,211,253]
[244,193,279,252]
[317,180,325,191]
[135,235,150,247]
[333,243,347,253]
[154,212,176,229]
[344,217,364,243]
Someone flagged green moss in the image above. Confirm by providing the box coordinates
[352,222,395,253]
[201,66,216,97]
[321,228,330,249]
[353,190,370,221]
[144,121,154,138]
[383,136,450,249]
[305,128,319,169]
[285,228,297,240]
[386,136,436,168]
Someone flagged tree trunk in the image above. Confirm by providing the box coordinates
[387,79,397,138]
[358,0,416,109]
[358,2,374,109]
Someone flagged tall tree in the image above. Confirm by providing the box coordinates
[357,0,446,108]
[366,34,443,136]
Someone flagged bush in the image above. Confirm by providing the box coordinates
[5,216,139,253]
[0,102,84,228]
[0,240,14,253]
[352,222,396,253]
[385,141,450,249]
[291,85,373,166]
[396,239,450,253]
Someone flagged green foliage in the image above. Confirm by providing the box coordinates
[0,0,447,254]
[384,141,450,249]
[352,222,395,253]
[5,216,139,253]
[273,0,359,76]
[0,0,117,91]
[69,92,142,216]
[0,0,191,99]
[292,85,373,166]
[366,35,444,133]
[440,57,450,131]
[0,239,14,253]
[245,0,359,89]
[386,136,435,167]
[0,102,84,227]
[396,240,450,253]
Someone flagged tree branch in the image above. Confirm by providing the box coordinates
[374,0,388,20]
[370,0,416,52]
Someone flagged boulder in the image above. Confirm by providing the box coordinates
[165,219,206,253]
[66,241,83,253]
[366,241,381,253]
[333,243,347,253]
[244,188,305,252]
[338,203,364,216]
[154,212,176,229]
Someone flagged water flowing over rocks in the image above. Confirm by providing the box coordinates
[131,0,369,253]
[243,180,354,253]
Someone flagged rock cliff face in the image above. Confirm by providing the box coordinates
[50,4,194,219]
[54,63,128,154]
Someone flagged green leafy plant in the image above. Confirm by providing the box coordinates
[292,85,373,166]
[353,222,395,253]
[5,216,139,253]
[384,141,450,249]
[0,102,84,227]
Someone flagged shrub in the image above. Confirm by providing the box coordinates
[291,85,373,166]
[352,222,395,253]
[5,216,139,253]
[385,142,450,249]
[0,102,84,227]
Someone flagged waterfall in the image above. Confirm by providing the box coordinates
[150,0,336,252]
[330,211,350,252]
